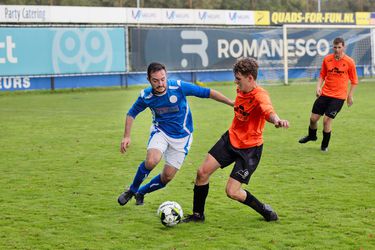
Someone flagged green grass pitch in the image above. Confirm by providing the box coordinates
[0,82,374,249]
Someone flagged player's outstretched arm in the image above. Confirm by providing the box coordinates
[268,113,289,128]
[209,89,234,107]
[120,115,135,153]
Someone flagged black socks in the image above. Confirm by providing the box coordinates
[241,190,267,217]
[193,184,209,216]
[309,126,317,139]
[321,131,331,149]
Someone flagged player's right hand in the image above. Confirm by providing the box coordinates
[275,119,289,128]
[316,87,321,97]
[120,137,131,153]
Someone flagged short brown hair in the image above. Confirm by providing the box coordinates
[147,62,166,79]
[233,57,259,80]
[333,37,345,46]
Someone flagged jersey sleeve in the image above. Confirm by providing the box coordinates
[127,92,148,119]
[320,58,327,79]
[348,59,358,85]
[257,91,275,120]
[180,81,210,98]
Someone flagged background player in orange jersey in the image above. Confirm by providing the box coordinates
[183,57,289,223]
[299,37,358,151]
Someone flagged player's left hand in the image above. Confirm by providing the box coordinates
[275,119,289,128]
[120,137,131,153]
[347,96,354,107]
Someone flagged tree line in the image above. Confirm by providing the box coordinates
[1,0,375,12]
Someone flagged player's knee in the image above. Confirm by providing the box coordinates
[309,117,318,125]
[323,120,332,130]
[225,186,241,201]
[145,158,158,169]
[161,173,173,184]
[196,167,209,183]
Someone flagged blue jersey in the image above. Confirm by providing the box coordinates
[127,79,210,139]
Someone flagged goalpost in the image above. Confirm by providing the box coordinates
[282,24,375,85]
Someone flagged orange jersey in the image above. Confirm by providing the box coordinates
[229,86,275,149]
[320,54,358,100]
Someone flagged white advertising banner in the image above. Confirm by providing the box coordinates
[50,6,126,23]
[0,5,127,23]
[0,5,50,23]
[225,10,255,25]
[0,5,255,25]
[161,8,195,24]
[195,9,226,25]
[126,8,162,24]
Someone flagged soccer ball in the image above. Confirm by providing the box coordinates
[157,201,183,227]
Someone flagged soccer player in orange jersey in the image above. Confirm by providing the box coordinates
[299,37,358,151]
[183,57,289,223]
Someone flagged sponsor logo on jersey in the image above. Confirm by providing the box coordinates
[154,105,179,115]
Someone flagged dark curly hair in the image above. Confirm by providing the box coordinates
[233,57,259,80]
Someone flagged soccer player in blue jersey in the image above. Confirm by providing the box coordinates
[117,62,234,206]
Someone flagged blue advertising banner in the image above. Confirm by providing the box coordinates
[130,27,371,71]
[286,28,371,67]
[0,27,126,76]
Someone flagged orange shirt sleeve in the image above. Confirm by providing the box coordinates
[348,58,358,85]
[320,58,328,80]
[258,91,275,121]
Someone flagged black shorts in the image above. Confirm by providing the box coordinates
[312,96,345,119]
[208,131,263,184]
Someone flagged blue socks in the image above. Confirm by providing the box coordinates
[137,174,166,195]
[129,161,150,193]
[128,162,167,195]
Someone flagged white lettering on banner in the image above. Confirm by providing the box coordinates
[295,39,305,57]
[0,77,30,89]
[0,36,18,64]
[364,65,375,76]
[180,31,208,67]
[316,39,329,55]
[218,38,329,58]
